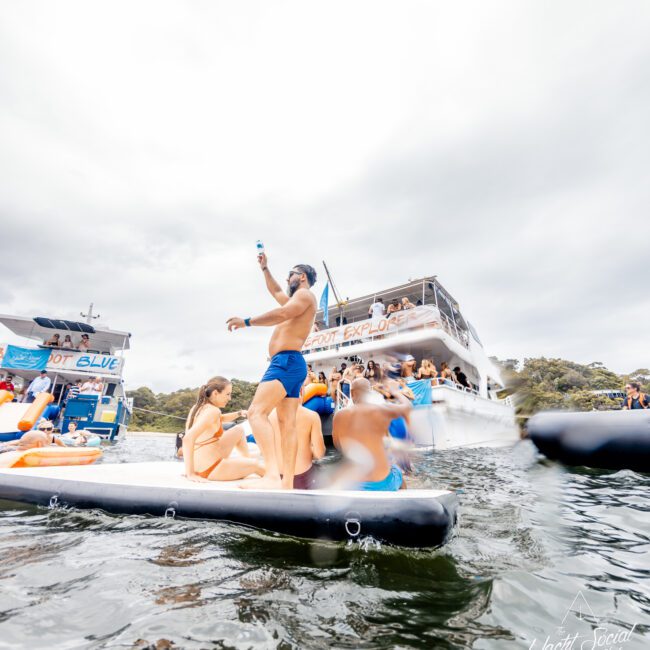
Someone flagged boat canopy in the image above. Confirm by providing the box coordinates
[0,314,131,353]
[317,276,469,332]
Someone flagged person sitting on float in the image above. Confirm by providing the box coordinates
[332,378,410,491]
[37,420,66,446]
[0,431,50,454]
[62,421,88,445]
[182,376,264,482]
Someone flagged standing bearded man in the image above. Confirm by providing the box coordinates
[227,252,317,489]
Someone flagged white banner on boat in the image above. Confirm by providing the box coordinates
[303,305,442,351]
[0,343,124,376]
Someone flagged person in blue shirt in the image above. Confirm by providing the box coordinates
[25,371,51,403]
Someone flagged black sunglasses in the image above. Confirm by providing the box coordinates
[41,426,53,431]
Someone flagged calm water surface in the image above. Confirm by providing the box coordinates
[0,437,648,649]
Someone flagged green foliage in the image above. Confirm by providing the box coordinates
[127,378,258,433]
[491,357,639,425]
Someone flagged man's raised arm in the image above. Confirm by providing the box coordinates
[227,289,311,331]
[258,252,289,306]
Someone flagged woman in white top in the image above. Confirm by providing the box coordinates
[61,335,74,349]
[79,379,94,394]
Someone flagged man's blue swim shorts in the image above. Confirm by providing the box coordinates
[356,465,404,491]
[260,350,308,399]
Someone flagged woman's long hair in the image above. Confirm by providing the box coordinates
[187,376,231,429]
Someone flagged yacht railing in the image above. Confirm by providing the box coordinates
[332,378,481,410]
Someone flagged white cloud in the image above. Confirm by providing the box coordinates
[1,1,649,391]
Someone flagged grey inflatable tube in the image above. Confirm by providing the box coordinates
[527,410,650,472]
[0,465,458,548]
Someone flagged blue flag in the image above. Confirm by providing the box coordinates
[319,283,330,327]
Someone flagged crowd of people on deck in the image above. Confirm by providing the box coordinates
[368,296,418,321]
[303,358,474,403]
[0,371,105,403]
[42,333,92,351]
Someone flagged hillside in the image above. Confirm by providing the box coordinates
[126,360,649,433]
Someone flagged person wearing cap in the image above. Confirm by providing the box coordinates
[400,355,417,381]
[25,370,51,403]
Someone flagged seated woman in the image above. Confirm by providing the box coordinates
[401,297,416,310]
[44,333,61,347]
[61,335,74,349]
[317,371,328,387]
[183,376,264,482]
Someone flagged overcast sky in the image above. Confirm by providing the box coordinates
[1,1,648,392]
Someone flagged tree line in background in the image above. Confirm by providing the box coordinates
[126,358,650,433]
[493,357,649,424]
[127,379,257,433]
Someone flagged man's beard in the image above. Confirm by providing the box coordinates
[287,279,300,297]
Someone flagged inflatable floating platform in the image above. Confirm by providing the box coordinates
[527,410,650,473]
[0,462,458,548]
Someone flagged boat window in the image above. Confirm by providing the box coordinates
[467,322,483,347]
[105,383,117,397]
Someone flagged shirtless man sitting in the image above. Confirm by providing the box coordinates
[227,251,317,489]
[332,378,411,491]
[269,403,326,489]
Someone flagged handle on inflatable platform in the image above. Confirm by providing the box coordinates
[18,392,54,431]
[0,390,14,407]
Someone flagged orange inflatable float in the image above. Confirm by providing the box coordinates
[302,382,328,404]
[0,390,14,407]
[18,392,54,431]
[0,446,102,469]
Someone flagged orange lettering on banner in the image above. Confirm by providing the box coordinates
[378,319,388,332]
[51,353,62,364]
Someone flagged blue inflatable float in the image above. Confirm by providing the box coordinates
[303,395,335,416]
[527,410,650,473]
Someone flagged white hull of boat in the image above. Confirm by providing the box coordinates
[409,387,519,449]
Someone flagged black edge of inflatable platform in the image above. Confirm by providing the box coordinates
[527,410,650,473]
[0,463,458,548]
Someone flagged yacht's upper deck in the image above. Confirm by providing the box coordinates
[304,276,476,354]
[0,315,131,354]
